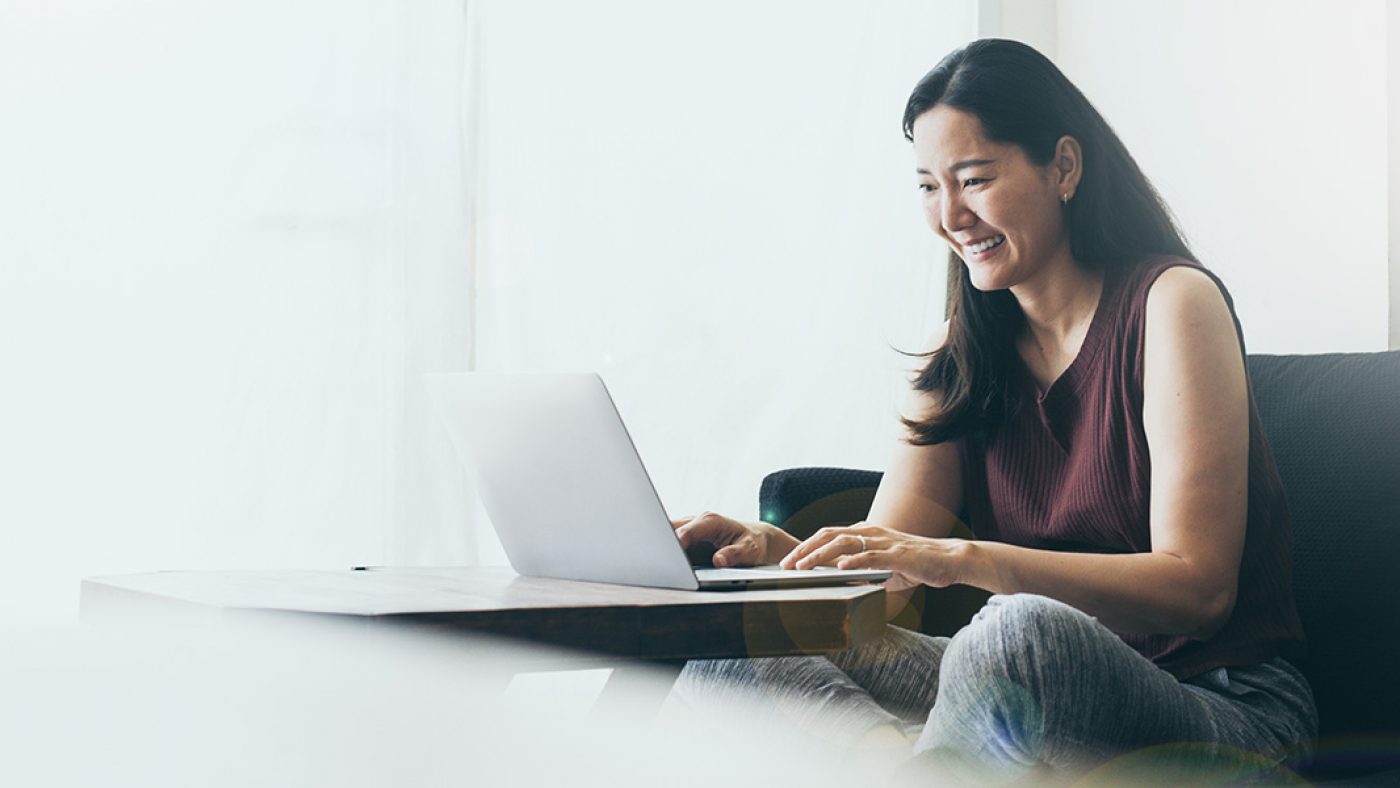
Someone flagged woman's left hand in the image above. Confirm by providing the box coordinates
[777,522,970,589]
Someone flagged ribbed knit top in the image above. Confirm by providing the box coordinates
[959,255,1306,679]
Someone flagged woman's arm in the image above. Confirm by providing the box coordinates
[864,392,964,621]
[869,319,963,541]
[778,323,965,621]
[795,268,1250,639]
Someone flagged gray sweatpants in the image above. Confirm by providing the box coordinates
[673,593,1317,782]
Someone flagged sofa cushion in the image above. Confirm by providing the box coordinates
[1246,352,1400,744]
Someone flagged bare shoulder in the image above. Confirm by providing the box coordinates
[1144,265,1232,330]
[1141,265,1244,399]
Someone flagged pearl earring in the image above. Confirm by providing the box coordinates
[1061,193,1070,205]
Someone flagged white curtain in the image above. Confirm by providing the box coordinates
[468,0,973,562]
[0,0,977,616]
[0,0,476,617]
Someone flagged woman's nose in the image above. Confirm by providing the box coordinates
[939,192,976,235]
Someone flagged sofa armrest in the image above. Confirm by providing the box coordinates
[759,467,884,540]
[758,466,987,636]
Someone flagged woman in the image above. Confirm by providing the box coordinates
[670,39,1316,782]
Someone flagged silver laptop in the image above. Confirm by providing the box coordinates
[424,372,890,591]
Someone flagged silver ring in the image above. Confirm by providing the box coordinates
[857,535,867,552]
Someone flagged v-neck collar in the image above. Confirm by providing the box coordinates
[1027,268,1115,404]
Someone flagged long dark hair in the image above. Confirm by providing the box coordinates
[900,38,1193,446]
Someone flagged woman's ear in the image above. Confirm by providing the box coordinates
[1054,135,1083,199]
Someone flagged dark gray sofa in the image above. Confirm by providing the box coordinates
[759,351,1400,783]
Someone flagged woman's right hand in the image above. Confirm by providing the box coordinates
[670,512,784,568]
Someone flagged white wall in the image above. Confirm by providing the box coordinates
[1054,0,1389,354]
[1391,0,1400,349]
[468,0,974,561]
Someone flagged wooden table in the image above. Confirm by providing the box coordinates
[81,566,888,709]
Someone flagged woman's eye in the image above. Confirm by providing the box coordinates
[964,177,988,187]
[918,183,937,193]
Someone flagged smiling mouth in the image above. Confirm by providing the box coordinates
[963,235,1005,255]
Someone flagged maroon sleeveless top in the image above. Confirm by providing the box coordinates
[959,256,1305,679]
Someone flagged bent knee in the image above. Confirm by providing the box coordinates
[946,594,1101,676]
[971,593,1096,637]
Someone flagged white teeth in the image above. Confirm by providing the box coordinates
[965,235,1005,254]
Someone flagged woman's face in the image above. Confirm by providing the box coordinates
[911,104,1076,292]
